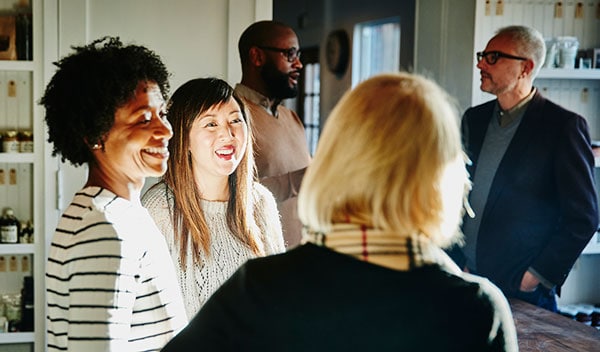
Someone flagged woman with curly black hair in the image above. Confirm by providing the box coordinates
[42,37,187,351]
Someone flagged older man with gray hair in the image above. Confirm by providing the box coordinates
[449,25,598,312]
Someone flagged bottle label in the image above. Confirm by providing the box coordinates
[3,141,19,153]
[1,225,18,243]
[19,141,33,153]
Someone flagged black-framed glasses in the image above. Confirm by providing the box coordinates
[257,46,301,62]
[476,51,528,65]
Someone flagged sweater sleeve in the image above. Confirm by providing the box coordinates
[254,182,285,254]
[141,183,177,252]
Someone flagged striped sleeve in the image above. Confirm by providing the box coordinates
[46,195,139,350]
[46,188,187,351]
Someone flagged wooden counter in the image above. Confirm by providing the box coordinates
[510,298,600,351]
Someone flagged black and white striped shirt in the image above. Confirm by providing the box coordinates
[46,187,187,351]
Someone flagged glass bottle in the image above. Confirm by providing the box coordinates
[19,221,31,243]
[14,0,32,61]
[20,276,34,331]
[0,208,20,243]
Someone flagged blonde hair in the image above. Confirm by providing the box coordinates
[298,73,469,246]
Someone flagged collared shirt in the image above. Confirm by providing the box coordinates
[233,83,311,247]
[234,83,282,117]
[496,88,536,127]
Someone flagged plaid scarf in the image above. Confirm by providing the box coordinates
[302,223,462,274]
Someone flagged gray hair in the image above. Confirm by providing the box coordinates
[495,25,546,78]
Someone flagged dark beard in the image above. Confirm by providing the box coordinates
[260,60,298,100]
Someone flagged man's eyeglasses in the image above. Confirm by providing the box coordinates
[476,51,528,65]
[258,46,301,62]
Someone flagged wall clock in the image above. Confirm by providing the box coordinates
[325,29,349,75]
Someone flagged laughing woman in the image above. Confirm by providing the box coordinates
[43,37,187,352]
[162,73,518,352]
[142,78,284,318]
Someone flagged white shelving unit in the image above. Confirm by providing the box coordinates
[0,332,34,345]
[0,153,34,163]
[0,244,34,256]
[0,61,34,72]
[538,68,600,80]
[0,0,45,351]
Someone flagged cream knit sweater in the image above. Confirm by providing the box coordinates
[142,182,285,318]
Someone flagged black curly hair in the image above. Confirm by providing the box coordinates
[40,36,170,166]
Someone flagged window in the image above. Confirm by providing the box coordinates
[302,62,320,155]
[352,17,401,87]
[297,47,320,156]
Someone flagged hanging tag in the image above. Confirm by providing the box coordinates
[555,1,563,18]
[9,168,16,185]
[9,255,18,272]
[485,0,492,15]
[575,2,584,18]
[0,256,6,272]
[581,87,589,103]
[496,0,504,15]
[21,255,29,272]
[7,80,16,97]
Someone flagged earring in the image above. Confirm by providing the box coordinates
[92,144,101,150]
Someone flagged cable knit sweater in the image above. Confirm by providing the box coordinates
[142,182,284,318]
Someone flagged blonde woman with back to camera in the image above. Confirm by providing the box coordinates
[161,72,518,352]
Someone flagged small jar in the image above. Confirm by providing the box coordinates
[18,130,33,153]
[2,131,19,153]
[0,207,19,243]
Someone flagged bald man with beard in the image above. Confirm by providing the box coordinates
[234,20,311,249]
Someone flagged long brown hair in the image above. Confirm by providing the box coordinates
[157,77,262,265]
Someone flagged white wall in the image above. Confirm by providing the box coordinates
[43,0,273,237]
[414,0,476,113]
[86,1,231,89]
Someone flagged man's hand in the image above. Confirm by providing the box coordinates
[520,270,540,292]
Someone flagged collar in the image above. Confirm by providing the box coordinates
[496,87,536,127]
[302,223,462,274]
[235,83,281,117]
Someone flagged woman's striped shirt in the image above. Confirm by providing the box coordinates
[46,187,187,351]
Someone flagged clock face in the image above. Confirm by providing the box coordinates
[325,30,349,75]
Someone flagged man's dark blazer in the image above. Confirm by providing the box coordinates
[451,90,599,297]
